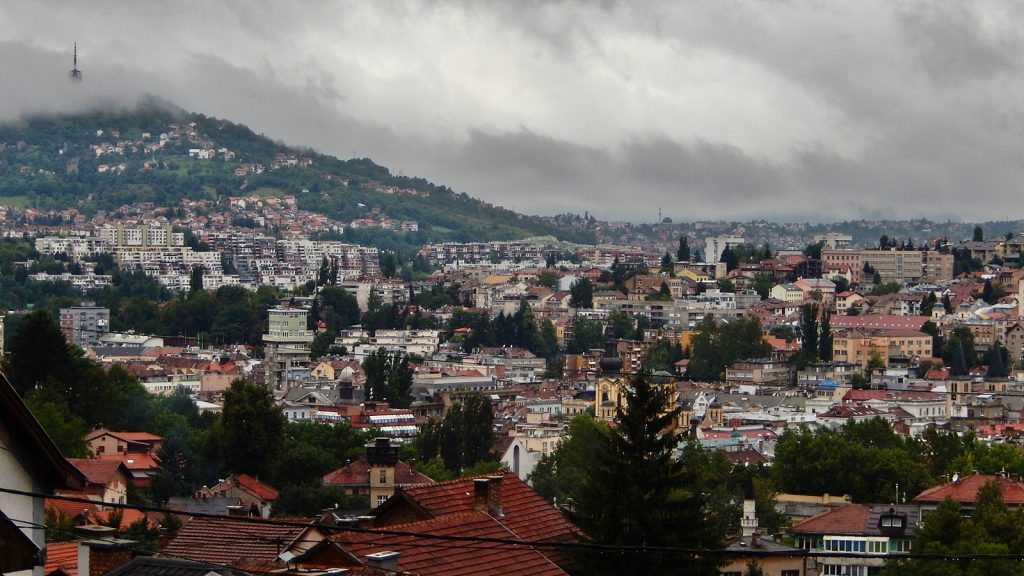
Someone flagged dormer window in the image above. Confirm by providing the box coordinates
[878,508,907,535]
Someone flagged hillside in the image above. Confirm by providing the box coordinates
[0,98,595,246]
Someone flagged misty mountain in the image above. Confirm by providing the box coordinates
[0,98,595,246]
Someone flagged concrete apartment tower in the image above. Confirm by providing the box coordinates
[262,307,313,391]
[60,305,110,349]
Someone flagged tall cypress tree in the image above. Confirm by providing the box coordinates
[575,369,724,575]
[818,308,832,361]
[677,236,690,262]
[801,303,819,358]
[987,344,1007,379]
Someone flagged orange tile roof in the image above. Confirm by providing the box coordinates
[67,458,126,486]
[44,541,78,576]
[162,516,306,567]
[379,472,581,556]
[335,513,567,575]
[790,504,872,535]
[97,452,160,470]
[914,474,1024,505]
[90,507,153,531]
[207,474,280,501]
[323,460,434,488]
[46,496,99,520]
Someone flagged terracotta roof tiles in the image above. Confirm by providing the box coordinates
[67,458,126,486]
[336,512,567,575]
[914,474,1024,505]
[323,460,434,488]
[44,541,78,576]
[162,516,306,567]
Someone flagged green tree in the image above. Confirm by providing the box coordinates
[220,379,285,478]
[575,369,724,575]
[801,303,819,358]
[720,246,739,272]
[660,252,673,274]
[687,315,771,381]
[818,308,832,361]
[189,266,204,294]
[677,236,690,262]
[750,273,773,300]
[974,225,984,242]
[362,349,415,408]
[530,413,609,504]
[567,316,603,354]
[804,241,824,260]
[420,393,496,473]
[569,277,594,309]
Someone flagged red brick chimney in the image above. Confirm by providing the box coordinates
[472,476,504,516]
[77,540,133,576]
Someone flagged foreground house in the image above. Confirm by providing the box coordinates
[196,474,280,518]
[0,376,85,576]
[284,472,582,575]
[790,503,917,576]
[322,438,433,508]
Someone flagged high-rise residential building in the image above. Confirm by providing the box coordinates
[703,235,745,263]
[60,306,110,349]
[262,307,313,391]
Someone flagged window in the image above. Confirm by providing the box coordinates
[377,495,388,506]
[379,469,387,484]
[781,571,800,576]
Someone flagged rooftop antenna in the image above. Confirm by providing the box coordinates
[70,42,82,81]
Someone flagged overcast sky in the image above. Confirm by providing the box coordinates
[2,1,1024,223]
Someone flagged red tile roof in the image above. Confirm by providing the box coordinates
[207,473,280,501]
[97,452,160,471]
[842,390,887,403]
[365,471,581,573]
[323,460,434,488]
[790,504,871,535]
[84,428,163,443]
[46,496,99,520]
[335,512,567,575]
[67,458,126,486]
[44,541,78,576]
[162,516,306,567]
[914,474,1024,505]
[831,315,930,331]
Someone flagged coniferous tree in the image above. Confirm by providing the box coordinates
[221,379,285,478]
[677,236,690,262]
[818,308,832,361]
[950,341,969,377]
[974,225,984,242]
[801,303,819,358]
[569,277,594,309]
[660,252,673,274]
[575,369,724,575]
[720,246,739,272]
[987,344,1007,379]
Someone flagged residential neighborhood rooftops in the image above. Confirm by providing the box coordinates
[162,515,306,567]
[914,473,1024,505]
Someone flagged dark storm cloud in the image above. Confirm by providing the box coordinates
[2,1,1024,223]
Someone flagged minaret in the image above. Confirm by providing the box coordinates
[740,481,758,538]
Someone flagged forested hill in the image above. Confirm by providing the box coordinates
[0,99,595,245]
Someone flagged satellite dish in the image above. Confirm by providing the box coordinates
[952,473,960,483]
[70,42,82,81]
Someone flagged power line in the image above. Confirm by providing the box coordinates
[10,486,1024,562]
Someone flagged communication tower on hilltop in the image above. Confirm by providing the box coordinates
[70,42,82,81]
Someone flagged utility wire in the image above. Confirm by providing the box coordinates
[10,486,1024,561]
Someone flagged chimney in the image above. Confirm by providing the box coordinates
[365,551,400,571]
[473,476,504,516]
[77,539,134,576]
